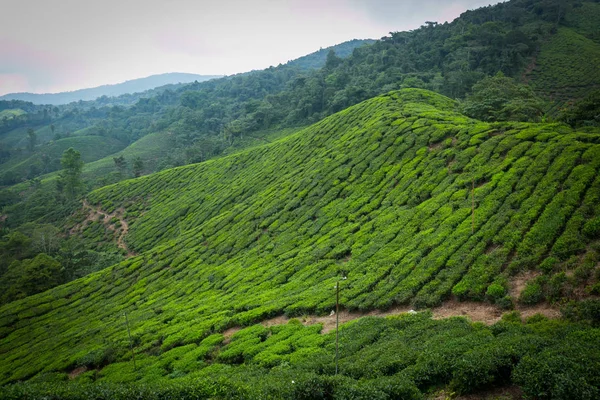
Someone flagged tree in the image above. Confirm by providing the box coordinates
[27,128,36,152]
[460,73,546,122]
[1,231,32,260]
[113,155,127,176]
[325,49,342,70]
[133,157,144,177]
[58,148,84,199]
[559,89,600,127]
[0,253,63,304]
[32,224,61,254]
[133,157,144,178]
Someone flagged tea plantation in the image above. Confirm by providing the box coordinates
[1,89,600,398]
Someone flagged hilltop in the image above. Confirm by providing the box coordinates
[1,89,599,398]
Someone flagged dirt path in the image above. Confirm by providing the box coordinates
[81,200,136,257]
[68,366,88,380]
[226,300,561,337]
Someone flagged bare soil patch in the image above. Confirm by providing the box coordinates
[431,385,523,400]
[68,366,88,380]
[73,200,136,257]
[244,297,561,336]
[222,326,242,342]
[509,270,541,299]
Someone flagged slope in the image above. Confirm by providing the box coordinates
[284,39,375,70]
[527,27,600,101]
[0,136,126,182]
[1,89,599,388]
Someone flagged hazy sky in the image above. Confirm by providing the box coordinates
[0,0,502,95]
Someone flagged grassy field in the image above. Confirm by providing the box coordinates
[80,132,174,180]
[0,109,26,120]
[1,89,599,397]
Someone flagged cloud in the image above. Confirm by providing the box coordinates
[346,0,504,31]
[0,0,503,94]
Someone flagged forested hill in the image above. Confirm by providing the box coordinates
[0,73,222,105]
[284,39,376,70]
[1,89,599,398]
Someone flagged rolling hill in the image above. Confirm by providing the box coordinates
[0,73,222,105]
[0,136,126,182]
[1,1,600,397]
[1,89,599,398]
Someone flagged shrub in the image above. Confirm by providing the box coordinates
[539,257,558,274]
[519,278,546,305]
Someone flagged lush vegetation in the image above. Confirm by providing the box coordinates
[2,312,600,399]
[0,1,599,397]
[527,26,600,101]
[1,89,599,398]
[0,1,597,191]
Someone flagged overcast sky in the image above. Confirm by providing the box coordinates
[0,0,502,95]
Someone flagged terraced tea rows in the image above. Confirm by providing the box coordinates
[1,89,599,388]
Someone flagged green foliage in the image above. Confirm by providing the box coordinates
[58,148,84,199]
[132,156,144,177]
[528,26,600,101]
[520,277,547,305]
[0,135,125,185]
[461,73,546,122]
[559,89,600,127]
[0,314,598,399]
[0,89,599,396]
[513,329,600,400]
[561,299,600,326]
[0,253,62,303]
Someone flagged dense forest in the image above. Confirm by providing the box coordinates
[1,0,600,398]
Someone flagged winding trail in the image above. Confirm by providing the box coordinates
[81,200,136,257]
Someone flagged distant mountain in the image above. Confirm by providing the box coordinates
[0,73,222,105]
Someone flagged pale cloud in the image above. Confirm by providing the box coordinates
[0,0,503,95]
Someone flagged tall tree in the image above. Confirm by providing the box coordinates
[113,155,127,177]
[133,157,144,178]
[58,148,84,199]
[27,128,36,152]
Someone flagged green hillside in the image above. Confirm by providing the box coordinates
[2,1,598,190]
[527,27,600,101]
[285,39,375,70]
[0,136,126,181]
[0,109,26,120]
[80,132,174,180]
[1,89,599,397]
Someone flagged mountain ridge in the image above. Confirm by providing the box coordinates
[0,73,222,105]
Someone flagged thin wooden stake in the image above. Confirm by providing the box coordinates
[471,179,475,234]
[124,312,137,371]
[335,280,339,375]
